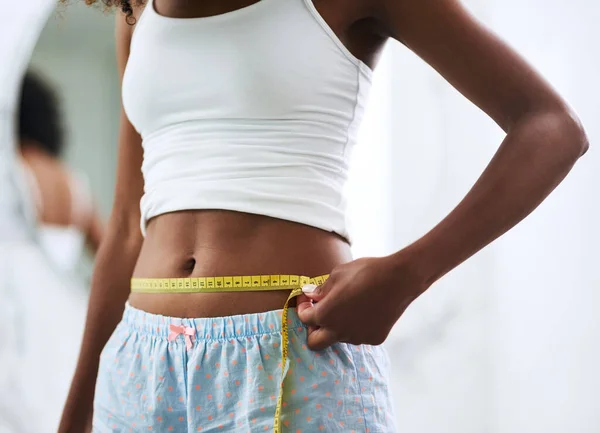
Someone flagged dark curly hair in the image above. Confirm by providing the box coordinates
[18,71,65,157]
[62,1,147,24]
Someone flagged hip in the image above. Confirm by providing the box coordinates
[93,304,397,432]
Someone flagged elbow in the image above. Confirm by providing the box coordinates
[559,109,589,158]
[518,107,590,164]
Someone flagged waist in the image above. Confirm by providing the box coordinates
[130,210,350,317]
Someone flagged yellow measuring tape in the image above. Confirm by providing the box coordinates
[131,274,329,433]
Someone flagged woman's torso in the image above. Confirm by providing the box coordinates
[127,0,385,318]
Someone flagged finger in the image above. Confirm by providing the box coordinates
[307,327,339,351]
[296,301,320,327]
[296,296,320,340]
[295,293,313,314]
[301,277,333,302]
[296,295,319,331]
[305,323,319,344]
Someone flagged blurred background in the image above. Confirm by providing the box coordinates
[2,0,600,432]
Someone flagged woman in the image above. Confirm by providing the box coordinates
[19,71,104,272]
[15,71,100,431]
[59,0,588,432]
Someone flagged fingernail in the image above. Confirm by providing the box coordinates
[302,284,318,293]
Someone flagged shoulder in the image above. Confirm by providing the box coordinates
[132,3,147,22]
[115,2,147,40]
[115,3,147,72]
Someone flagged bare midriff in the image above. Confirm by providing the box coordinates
[128,210,352,318]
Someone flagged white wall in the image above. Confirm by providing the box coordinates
[487,2,600,432]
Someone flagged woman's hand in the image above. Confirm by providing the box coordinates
[297,253,428,350]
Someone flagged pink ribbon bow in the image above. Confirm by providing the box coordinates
[168,324,196,351]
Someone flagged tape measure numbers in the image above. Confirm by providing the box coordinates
[131,274,330,432]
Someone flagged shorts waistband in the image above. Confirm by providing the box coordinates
[122,302,306,342]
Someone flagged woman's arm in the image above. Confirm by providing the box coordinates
[58,12,144,433]
[84,207,105,253]
[298,0,588,349]
[379,0,588,284]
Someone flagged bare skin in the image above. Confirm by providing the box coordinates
[130,211,352,317]
[20,142,104,252]
[59,0,588,431]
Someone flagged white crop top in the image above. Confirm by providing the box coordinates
[122,0,373,241]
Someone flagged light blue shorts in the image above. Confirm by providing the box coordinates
[93,303,397,432]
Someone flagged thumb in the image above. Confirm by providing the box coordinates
[301,279,332,302]
[296,299,319,327]
[295,293,313,315]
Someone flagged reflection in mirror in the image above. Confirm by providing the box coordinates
[18,71,105,273]
[29,3,119,278]
[0,3,116,432]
